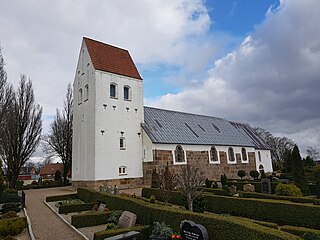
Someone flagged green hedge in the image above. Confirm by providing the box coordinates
[58,202,96,214]
[0,194,21,204]
[45,194,78,202]
[252,220,279,229]
[280,226,320,238]
[226,181,279,193]
[141,188,184,205]
[204,194,320,229]
[241,192,315,204]
[71,211,111,228]
[94,225,150,240]
[77,188,299,240]
[201,188,230,196]
[0,217,27,237]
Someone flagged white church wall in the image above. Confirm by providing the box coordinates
[255,149,273,173]
[94,71,144,180]
[72,41,96,181]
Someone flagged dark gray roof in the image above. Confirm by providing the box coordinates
[143,107,263,147]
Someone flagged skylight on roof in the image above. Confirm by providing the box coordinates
[212,123,221,133]
[185,123,199,137]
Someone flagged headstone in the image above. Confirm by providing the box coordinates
[216,182,223,189]
[117,211,137,228]
[106,186,112,194]
[99,185,106,192]
[261,179,271,194]
[229,185,237,195]
[114,186,119,195]
[97,203,106,213]
[180,220,208,240]
[243,184,255,192]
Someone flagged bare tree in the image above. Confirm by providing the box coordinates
[0,75,42,188]
[177,165,205,212]
[43,84,73,185]
[155,162,176,204]
[0,46,13,128]
[254,127,295,170]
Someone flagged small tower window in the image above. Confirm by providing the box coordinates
[124,86,131,100]
[119,166,127,175]
[241,148,247,161]
[228,147,235,162]
[175,145,185,163]
[110,83,117,98]
[78,88,83,104]
[84,84,89,101]
[210,146,218,162]
[120,137,126,150]
[258,151,261,162]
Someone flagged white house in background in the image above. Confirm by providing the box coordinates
[72,37,273,189]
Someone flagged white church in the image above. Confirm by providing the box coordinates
[72,37,273,189]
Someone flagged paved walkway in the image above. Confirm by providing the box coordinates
[25,187,83,240]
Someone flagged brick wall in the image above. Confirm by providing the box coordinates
[143,149,256,186]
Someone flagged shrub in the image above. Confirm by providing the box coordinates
[71,211,111,228]
[238,170,246,179]
[54,170,62,182]
[0,217,27,237]
[58,202,96,214]
[183,194,206,213]
[77,188,300,240]
[220,174,227,186]
[150,195,156,204]
[315,166,320,198]
[46,194,77,202]
[149,222,173,239]
[205,178,214,188]
[0,211,18,220]
[1,203,21,213]
[3,189,18,194]
[280,225,320,238]
[275,183,303,197]
[250,171,260,180]
[106,210,123,225]
[94,225,150,240]
[0,194,21,204]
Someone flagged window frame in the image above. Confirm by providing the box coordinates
[78,88,83,105]
[209,146,219,164]
[84,84,89,101]
[118,166,127,176]
[174,145,186,164]
[123,85,131,101]
[110,83,118,99]
[228,147,236,163]
[241,147,248,162]
[120,137,126,150]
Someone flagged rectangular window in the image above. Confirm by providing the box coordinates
[120,137,126,150]
[119,166,127,175]
[124,86,130,100]
[78,89,82,104]
[84,84,89,101]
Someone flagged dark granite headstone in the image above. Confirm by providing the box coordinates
[261,179,271,194]
[180,220,208,240]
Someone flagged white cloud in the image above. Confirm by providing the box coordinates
[152,0,320,154]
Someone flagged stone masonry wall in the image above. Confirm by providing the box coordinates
[143,149,256,186]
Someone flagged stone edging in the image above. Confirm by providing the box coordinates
[23,208,36,240]
[44,201,89,240]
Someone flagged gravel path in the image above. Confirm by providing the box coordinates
[25,187,84,240]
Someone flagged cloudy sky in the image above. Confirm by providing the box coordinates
[0,0,319,158]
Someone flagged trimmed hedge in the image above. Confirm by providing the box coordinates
[241,191,315,204]
[94,225,150,240]
[141,188,184,205]
[77,188,299,240]
[280,226,320,238]
[0,194,21,204]
[0,217,27,237]
[252,220,279,229]
[226,181,279,194]
[204,194,320,229]
[71,211,111,228]
[58,202,96,214]
[46,194,78,202]
[201,188,230,196]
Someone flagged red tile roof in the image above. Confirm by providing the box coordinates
[40,163,64,176]
[84,37,142,80]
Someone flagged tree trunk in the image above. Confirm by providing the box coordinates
[187,194,193,212]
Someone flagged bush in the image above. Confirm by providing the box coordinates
[250,171,260,180]
[315,166,320,198]
[238,170,246,179]
[106,211,123,225]
[77,188,299,240]
[94,225,150,240]
[275,183,303,197]
[58,202,96,214]
[46,194,78,202]
[3,189,18,194]
[202,188,230,196]
[0,211,18,220]
[150,195,156,204]
[71,211,111,228]
[0,194,21,204]
[149,222,173,239]
[1,203,21,213]
[220,174,227,186]
[0,217,27,237]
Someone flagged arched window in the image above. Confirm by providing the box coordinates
[258,151,261,162]
[110,83,117,98]
[124,86,131,100]
[210,146,218,162]
[175,145,185,163]
[241,148,247,161]
[259,164,264,174]
[120,137,126,150]
[228,147,235,162]
[78,88,82,104]
[84,84,89,101]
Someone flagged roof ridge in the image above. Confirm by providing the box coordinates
[83,37,129,53]
[144,106,225,121]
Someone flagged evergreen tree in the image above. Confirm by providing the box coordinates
[291,145,310,196]
[283,148,292,177]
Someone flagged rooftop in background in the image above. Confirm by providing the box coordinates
[143,106,269,149]
[83,37,142,80]
[40,163,64,176]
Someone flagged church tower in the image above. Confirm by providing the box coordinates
[72,37,144,188]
